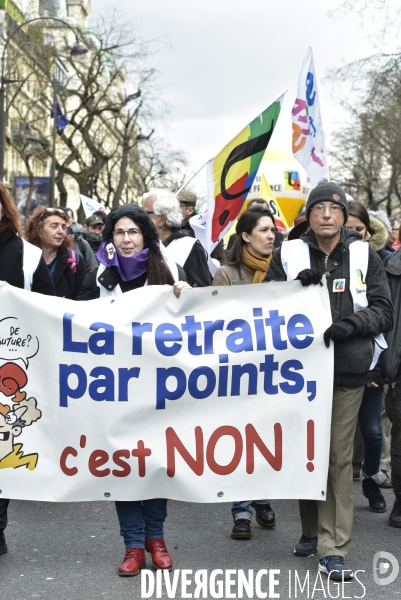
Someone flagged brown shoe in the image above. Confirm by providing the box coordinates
[145,538,173,570]
[231,518,251,540]
[380,471,393,489]
[353,462,362,480]
[250,502,276,528]
[117,548,146,576]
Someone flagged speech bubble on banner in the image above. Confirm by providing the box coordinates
[0,317,39,368]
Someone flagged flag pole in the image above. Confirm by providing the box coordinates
[174,160,209,198]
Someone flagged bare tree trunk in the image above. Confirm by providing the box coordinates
[112,146,128,207]
[24,164,35,222]
[56,175,68,208]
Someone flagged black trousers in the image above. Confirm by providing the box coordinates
[386,373,401,500]
[0,498,9,531]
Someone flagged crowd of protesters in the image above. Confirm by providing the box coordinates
[0,179,400,583]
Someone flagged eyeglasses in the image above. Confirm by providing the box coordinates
[38,208,66,222]
[113,228,142,239]
[311,204,342,214]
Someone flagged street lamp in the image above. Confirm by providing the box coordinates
[0,16,88,198]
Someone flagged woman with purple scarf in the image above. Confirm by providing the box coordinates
[77,204,189,576]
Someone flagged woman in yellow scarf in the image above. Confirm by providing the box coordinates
[213,205,276,286]
[212,204,277,540]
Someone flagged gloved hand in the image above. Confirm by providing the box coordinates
[323,321,356,347]
[295,268,322,286]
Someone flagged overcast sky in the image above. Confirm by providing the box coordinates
[90,0,375,179]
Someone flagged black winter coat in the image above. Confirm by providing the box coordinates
[382,248,401,383]
[52,247,86,299]
[264,227,393,386]
[163,229,211,287]
[0,229,55,295]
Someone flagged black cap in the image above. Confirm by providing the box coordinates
[85,214,104,226]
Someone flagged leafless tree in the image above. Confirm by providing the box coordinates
[3,10,187,218]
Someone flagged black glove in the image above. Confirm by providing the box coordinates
[323,321,356,347]
[295,268,322,286]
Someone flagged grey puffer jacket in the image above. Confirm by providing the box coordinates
[264,227,393,387]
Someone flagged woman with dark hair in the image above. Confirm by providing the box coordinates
[213,206,276,285]
[346,201,390,512]
[77,204,189,576]
[25,207,86,299]
[0,183,55,558]
[213,206,277,539]
[77,204,187,299]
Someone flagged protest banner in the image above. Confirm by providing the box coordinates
[0,279,333,502]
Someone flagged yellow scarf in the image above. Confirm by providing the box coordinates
[241,245,272,284]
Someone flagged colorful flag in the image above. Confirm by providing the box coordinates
[292,48,327,188]
[260,174,289,233]
[192,94,285,263]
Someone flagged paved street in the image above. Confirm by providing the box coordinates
[0,483,400,600]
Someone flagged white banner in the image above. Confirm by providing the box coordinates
[292,47,327,188]
[0,280,333,502]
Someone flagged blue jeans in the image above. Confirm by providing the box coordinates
[231,500,270,521]
[115,499,167,548]
[359,384,383,477]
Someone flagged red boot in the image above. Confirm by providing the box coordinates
[145,538,173,570]
[117,548,146,576]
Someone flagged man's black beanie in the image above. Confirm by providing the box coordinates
[305,181,349,224]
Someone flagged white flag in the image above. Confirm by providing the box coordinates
[80,194,110,218]
[292,48,327,188]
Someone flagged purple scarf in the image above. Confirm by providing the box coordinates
[96,241,149,282]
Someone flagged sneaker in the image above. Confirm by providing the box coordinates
[0,530,7,556]
[362,477,386,512]
[294,534,318,557]
[319,556,353,581]
[389,498,401,528]
[250,502,276,528]
[231,518,251,540]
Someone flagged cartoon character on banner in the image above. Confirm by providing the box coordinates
[0,317,41,470]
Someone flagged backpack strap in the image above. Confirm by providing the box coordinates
[67,249,79,273]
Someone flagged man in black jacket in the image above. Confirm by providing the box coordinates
[265,181,393,580]
[381,250,401,527]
